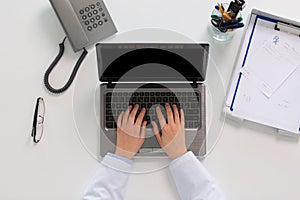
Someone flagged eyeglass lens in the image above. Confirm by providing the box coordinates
[32,97,45,143]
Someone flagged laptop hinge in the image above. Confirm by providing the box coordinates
[107,81,115,88]
[191,80,198,88]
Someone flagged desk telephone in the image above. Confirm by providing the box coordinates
[44,0,117,93]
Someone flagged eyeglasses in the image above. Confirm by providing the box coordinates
[31,97,45,143]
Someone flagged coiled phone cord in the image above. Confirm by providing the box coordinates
[44,37,88,94]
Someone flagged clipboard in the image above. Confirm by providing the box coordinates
[225,9,300,135]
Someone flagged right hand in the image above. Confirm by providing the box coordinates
[152,103,187,160]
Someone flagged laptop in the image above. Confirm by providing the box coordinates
[96,43,209,157]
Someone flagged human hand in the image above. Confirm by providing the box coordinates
[115,104,147,160]
[152,103,187,160]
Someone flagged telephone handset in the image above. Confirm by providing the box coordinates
[44,0,117,93]
[49,0,117,52]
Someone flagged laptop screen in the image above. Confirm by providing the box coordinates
[96,43,209,82]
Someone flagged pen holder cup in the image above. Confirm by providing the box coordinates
[208,3,242,42]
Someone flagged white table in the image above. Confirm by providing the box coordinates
[1,0,300,199]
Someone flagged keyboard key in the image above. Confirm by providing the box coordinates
[106,116,114,121]
[106,96,111,102]
[188,97,199,102]
[141,103,146,108]
[150,97,155,102]
[106,110,113,115]
[106,122,114,128]
[187,122,194,128]
[131,97,137,103]
[186,109,199,114]
[185,115,199,121]
[138,97,143,102]
[191,103,198,108]
[194,122,200,128]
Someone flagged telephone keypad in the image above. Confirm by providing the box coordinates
[78,1,109,32]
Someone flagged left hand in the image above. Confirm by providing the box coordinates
[115,104,147,160]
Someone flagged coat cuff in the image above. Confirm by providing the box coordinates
[170,151,194,166]
[102,153,133,172]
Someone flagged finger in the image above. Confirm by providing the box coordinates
[129,104,139,124]
[122,105,132,127]
[135,108,146,126]
[156,106,166,129]
[117,111,124,128]
[165,103,174,125]
[140,121,147,139]
[172,104,180,124]
[180,109,185,127]
[151,121,162,145]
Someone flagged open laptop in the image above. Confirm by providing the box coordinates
[96,43,209,157]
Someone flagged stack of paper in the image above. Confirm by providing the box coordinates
[229,17,300,134]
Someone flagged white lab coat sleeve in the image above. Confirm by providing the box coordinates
[82,153,132,200]
[169,151,224,200]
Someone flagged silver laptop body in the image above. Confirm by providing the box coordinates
[96,43,209,157]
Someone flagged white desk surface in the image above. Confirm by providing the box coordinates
[1,0,300,199]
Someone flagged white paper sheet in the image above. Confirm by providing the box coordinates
[231,18,300,134]
[241,19,300,98]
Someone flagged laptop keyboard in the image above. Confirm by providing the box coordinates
[105,90,201,129]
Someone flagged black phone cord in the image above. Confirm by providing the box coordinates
[43,37,88,94]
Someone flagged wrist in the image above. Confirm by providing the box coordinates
[168,148,187,160]
[115,148,135,160]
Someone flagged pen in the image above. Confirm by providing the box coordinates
[211,14,222,20]
[225,23,244,30]
[222,12,232,21]
[215,4,225,11]
[218,3,232,21]
[217,3,224,14]
[223,19,239,25]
